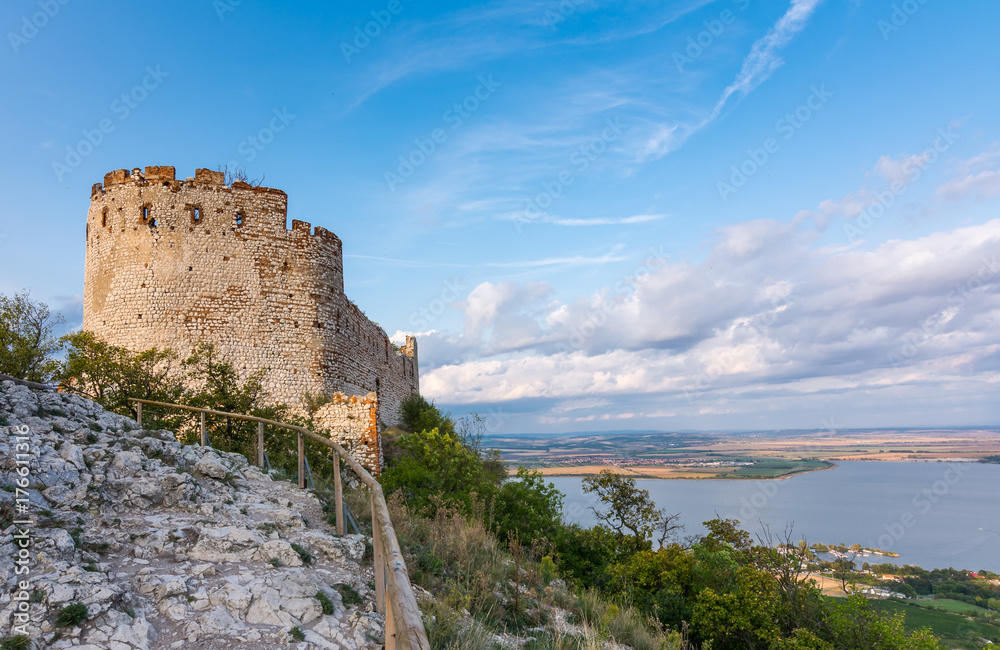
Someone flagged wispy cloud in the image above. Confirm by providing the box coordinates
[552,213,668,226]
[709,0,826,121]
[340,0,715,113]
[345,246,627,269]
[639,0,826,161]
[938,144,1000,200]
[499,211,668,227]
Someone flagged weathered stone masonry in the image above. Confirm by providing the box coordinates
[83,166,418,463]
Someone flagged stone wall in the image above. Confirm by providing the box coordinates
[83,165,418,447]
[313,392,381,474]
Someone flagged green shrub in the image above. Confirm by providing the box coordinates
[0,635,31,650]
[55,603,88,627]
[291,543,312,565]
[381,427,500,516]
[492,468,563,545]
[289,626,305,641]
[316,590,334,615]
[333,583,363,607]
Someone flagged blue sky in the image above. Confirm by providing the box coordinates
[2,0,1000,433]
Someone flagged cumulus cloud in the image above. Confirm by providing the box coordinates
[420,218,1000,429]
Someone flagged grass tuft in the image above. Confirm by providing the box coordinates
[55,603,88,627]
[316,590,335,615]
[291,542,312,565]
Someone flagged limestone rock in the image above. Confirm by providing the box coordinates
[194,452,230,480]
[0,381,385,650]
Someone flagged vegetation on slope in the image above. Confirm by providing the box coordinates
[382,395,946,649]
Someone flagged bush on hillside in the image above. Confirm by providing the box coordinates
[0,290,64,383]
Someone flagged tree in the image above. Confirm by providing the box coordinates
[582,470,678,551]
[182,342,282,453]
[491,467,563,544]
[60,331,185,421]
[607,543,697,629]
[0,291,63,383]
[832,554,858,594]
[381,426,498,515]
[300,390,331,428]
[692,565,784,649]
[825,596,943,649]
[399,393,455,437]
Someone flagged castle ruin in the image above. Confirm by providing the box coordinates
[83,166,418,469]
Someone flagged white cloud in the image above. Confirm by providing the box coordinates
[420,218,1000,427]
[710,0,826,120]
[638,0,827,162]
[938,170,1000,200]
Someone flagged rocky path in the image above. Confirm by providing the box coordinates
[0,381,384,649]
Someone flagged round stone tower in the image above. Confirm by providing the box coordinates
[83,165,418,422]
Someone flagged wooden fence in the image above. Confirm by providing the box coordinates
[129,398,430,650]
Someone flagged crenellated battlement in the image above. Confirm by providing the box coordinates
[89,165,342,244]
[83,165,418,440]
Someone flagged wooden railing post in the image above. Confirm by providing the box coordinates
[297,431,306,489]
[334,452,344,536]
[136,402,142,427]
[200,412,207,447]
[373,490,385,616]
[385,595,397,650]
[257,421,265,468]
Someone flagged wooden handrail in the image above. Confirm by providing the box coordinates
[0,373,55,391]
[128,398,430,650]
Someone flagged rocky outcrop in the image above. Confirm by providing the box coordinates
[0,382,382,649]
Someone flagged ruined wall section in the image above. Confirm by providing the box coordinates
[83,166,418,427]
[313,392,381,474]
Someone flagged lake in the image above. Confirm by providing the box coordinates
[548,461,1000,573]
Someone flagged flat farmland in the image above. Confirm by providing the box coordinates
[485,428,1000,480]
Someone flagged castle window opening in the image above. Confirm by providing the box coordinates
[236,212,245,227]
[141,205,150,222]
[102,207,108,227]
[192,206,202,224]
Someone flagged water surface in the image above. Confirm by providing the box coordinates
[549,461,1000,572]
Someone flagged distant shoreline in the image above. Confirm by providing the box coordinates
[517,457,994,480]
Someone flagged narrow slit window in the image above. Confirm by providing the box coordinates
[141,205,150,222]
[236,212,245,227]
[193,206,201,223]
[101,207,108,227]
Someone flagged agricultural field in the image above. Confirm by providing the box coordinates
[484,428,1000,479]
[868,599,1000,649]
